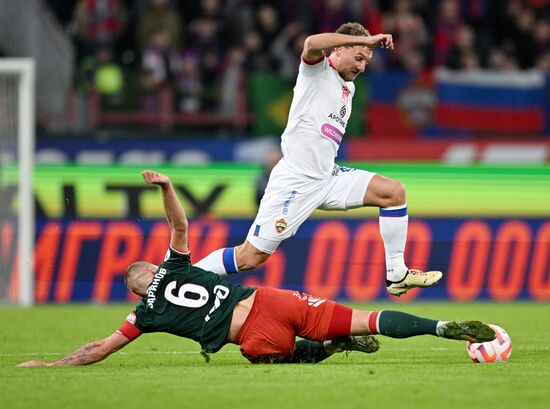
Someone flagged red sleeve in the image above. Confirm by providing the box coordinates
[116,312,142,341]
[301,51,325,65]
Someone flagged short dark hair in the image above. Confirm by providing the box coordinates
[336,22,370,37]
[124,261,150,289]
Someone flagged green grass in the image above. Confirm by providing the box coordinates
[1,302,549,409]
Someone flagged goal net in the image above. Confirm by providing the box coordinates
[0,59,35,305]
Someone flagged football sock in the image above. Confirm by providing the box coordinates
[194,247,239,276]
[376,310,438,338]
[379,204,409,282]
[288,340,331,364]
[322,340,342,354]
[435,321,449,337]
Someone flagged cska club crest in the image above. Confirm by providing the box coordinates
[275,218,287,234]
[341,85,350,103]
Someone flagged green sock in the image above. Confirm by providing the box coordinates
[378,310,438,338]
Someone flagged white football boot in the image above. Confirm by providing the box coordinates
[386,269,443,297]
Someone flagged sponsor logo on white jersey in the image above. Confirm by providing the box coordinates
[328,112,347,128]
[341,85,350,103]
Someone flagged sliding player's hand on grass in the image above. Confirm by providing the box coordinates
[18,360,49,367]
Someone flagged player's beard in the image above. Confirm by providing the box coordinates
[346,71,359,81]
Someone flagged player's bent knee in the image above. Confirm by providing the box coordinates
[380,179,406,207]
[391,180,406,205]
[365,175,406,208]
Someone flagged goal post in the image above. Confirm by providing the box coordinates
[0,58,35,305]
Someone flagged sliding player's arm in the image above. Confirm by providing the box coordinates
[302,32,393,62]
[141,170,189,253]
[19,312,142,367]
[18,332,134,367]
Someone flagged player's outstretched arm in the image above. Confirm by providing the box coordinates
[141,170,189,253]
[303,32,393,61]
[18,332,133,367]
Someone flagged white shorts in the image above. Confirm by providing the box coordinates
[246,160,376,254]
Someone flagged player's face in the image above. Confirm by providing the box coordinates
[337,46,372,81]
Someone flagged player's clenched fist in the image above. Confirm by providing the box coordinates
[141,170,170,186]
[367,34,393,49]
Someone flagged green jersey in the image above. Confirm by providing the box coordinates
[131,247,255,353]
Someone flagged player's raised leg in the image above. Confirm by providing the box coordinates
[363,174,442,296]
[194,240,270,276]
[195,160,321,276]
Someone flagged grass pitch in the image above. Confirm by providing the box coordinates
[1,302,548,409]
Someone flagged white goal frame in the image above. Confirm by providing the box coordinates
[0,58,35,305]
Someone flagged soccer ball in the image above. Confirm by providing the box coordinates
[466,324,512,363]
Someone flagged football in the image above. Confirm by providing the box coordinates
[466,324,512,363]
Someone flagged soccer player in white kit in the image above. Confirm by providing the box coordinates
[196,22,442,296]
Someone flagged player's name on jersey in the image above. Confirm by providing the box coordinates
[146,268,167,308]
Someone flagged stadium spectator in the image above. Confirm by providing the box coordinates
[359,0,383,35]
[218,46,246,115]
[243,30,275,72]
[256,3,282,51]
[536,50,550,70]
[379,0,430,70]
[461,0,491,30]
[444,25,482,70]
[487,45,520,70]
[433,0,463,66]
[534,18,550,52]
[270,21,309,78]
[50,0,550,127]
[187,3,226,111]
[220,0,256,47]
[312,0,354,33]
[70,0,127,62]
[176,51,203,112]
[227,3,281,75]
[17,170,496,367]
[141,25,181,113]
[78,42,125,107]
[510,5,538,68]
[136,0,183,51]
[187,0,229,48]
[61,0,550,74]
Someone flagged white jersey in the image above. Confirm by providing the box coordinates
[281,55,355,179]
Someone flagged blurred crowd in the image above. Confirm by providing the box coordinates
[46,0,550,114]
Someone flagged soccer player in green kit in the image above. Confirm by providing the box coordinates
[19,171,495,367]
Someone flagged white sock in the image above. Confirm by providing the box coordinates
[435,321,448,337]
[379,204,409,282]
[194,247,239,276]
[322,340,342,354]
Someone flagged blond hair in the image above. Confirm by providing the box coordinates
[336,22,370,37]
